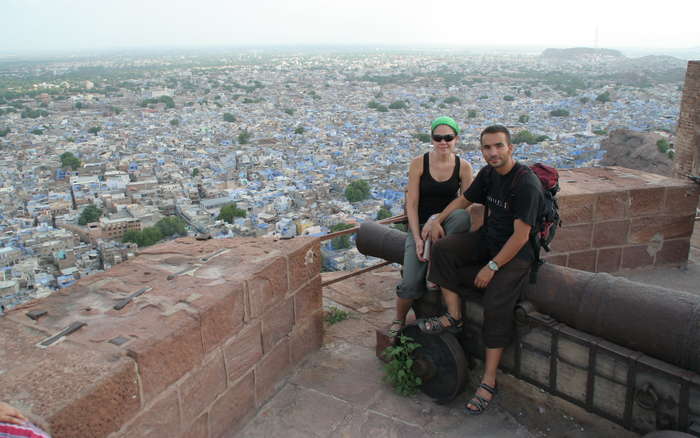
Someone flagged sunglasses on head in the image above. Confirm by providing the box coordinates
[432,134,456,142]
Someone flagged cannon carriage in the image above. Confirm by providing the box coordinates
[356,221,700,437]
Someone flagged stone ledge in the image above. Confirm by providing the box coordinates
[0,236,323,438]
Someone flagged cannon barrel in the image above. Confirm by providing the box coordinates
[356,221,700,374]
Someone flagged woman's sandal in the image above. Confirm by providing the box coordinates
[465,382,497,415]
[417,312,463,335]
[388,320,404,338]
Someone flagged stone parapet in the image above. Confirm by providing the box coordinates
[545,167,698,272]
[0,236,323,438]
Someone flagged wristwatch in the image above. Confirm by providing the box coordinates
[487,260,500,272]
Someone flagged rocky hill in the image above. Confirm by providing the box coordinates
[600,129,674,176]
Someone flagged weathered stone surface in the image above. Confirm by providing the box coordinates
[629,187,666,216]
[597,247,622,272]
[255,338,291,405]
[115,387,180,438]
[193,282,246,353]
[246,256,288,320]
[568,250,597,272]
[593,220,629,247]
[261,297,294,353]
[0,321,140,438]
[664,185,700,215]
[126,309,204,403]
[550,224,593,253]
[559,194,595,225]
[181,413,208,438]
[223,322,263,384]
[286,238,321,292]
[656,239,691,265]
[595,191,629,221]
[621,245,655,269]
[293,275,322,323]
[209,372,255,438]
[179,349,227,421]
[629,215,695,243]
[290,310,323,365]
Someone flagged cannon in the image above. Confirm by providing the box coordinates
[357,221,700,436]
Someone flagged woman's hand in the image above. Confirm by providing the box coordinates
[415,237,427,262]
[0,402,28,425]
[421,219,445,242]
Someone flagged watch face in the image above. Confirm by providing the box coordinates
[488,261,499,271]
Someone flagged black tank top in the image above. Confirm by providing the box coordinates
[418,152,461,224]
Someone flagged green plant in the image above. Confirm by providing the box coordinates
[325,307,350,325]
[382,335,422,396]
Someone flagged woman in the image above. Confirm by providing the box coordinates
[390,116,473,337]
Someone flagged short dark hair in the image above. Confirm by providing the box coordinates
[480,125,511,145]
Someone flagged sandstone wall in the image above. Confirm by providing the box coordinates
[0,237,323,438]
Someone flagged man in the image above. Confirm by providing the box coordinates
[419,125,544,415]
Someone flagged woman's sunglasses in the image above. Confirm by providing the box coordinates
[432,134,456,142]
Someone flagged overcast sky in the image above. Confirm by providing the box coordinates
[2,0,699,53]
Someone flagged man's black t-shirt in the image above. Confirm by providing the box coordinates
[464,162,544,260]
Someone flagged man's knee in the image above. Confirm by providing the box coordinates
[444,209,471,233]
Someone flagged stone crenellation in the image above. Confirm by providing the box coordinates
[674,61,700,178]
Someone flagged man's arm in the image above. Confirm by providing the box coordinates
[421,195,472,241]
[473,218,531,289]
[0,401,28,425]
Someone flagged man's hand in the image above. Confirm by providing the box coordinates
[415,238,427,262]
[0,402,28,425]
[421,220,445,242]
[474,265,496,289]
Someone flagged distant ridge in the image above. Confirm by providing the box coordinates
[542,47,624,60]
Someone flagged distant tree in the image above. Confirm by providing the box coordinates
[549,109,570,117]
[512,130,549,145]
[524,90,532,97]
[518,114,529,123]
[375,105,388,112]
[367,100,380,109]
[329,223,353,250]
[376,206,392,220]
[294,126,305,134]
[238,129,252,144]
[468,109,478,118]
[593,129,607,135]
[66,136,75,143]
[283,108,295,115]
[596,91,611,103]
[78,204,102,225]
[122,230,143,247]
[657,139,670,153]
[345,180,371,203]
[140,227,163,246]
[60,152,81,170]
[667,149,675,160]
[444,96,460,104]
[88,126,101,135]
[414,133,431,143]
[170,118,179,126]
[218,203,247,223]
[155,216,187,237]
[478,95,488,100]
[223,113,236,122]
[389,100,408,109]
[503,95,515,101]
[30,128,43,135]
[74,102,83,110]
[0,128,9,137]
[111,106,122,114]
[191,168,199,177]
[579,97,590,104]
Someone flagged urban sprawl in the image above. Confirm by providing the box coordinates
[0,49,685,310]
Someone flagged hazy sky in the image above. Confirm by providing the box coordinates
[2,0,699,53]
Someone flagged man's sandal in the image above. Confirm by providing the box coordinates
[388,320,404,338]
[465,382,497,415]
[417,312,463,335]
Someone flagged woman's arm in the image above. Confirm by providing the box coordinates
[406,156,426,261]
[459,158,473,195]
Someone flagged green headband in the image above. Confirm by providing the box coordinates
[431,116,460,135]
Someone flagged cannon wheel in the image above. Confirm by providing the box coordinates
[401,324,468,403]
